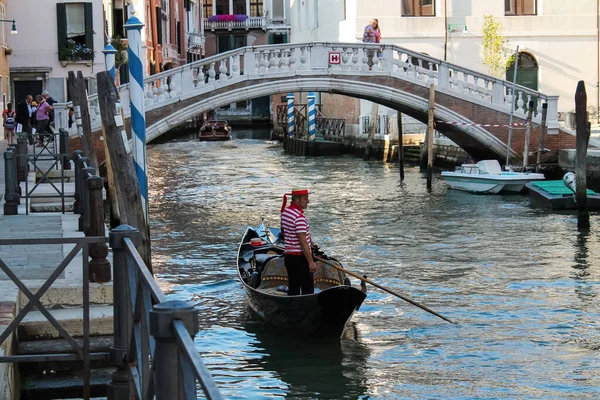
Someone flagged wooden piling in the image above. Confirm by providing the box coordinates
[523,100,534,168]
[67,71,98,168]
[96,71,152,269]
[397,111,405,182]
[536,103,548,173]
[426,84,435,189]
[574,81,590,230]
[364,103,379,160]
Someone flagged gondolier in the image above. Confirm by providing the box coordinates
[280,188,317,295]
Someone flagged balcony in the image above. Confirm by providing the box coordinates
[162,43,180,64]
[188,32,204,48]
[203,16,266,31]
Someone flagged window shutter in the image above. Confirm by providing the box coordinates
[402,0,414,16]
[84,3,94,50]
[523,0,536,15]
[56,3,67,55]
[156,8,162,44]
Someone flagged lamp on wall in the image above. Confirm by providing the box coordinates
[0,19,17,34]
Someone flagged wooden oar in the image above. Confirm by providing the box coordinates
[315,257,455,324]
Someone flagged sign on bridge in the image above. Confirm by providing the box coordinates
[328,52,341,65]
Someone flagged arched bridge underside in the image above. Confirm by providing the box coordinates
[58,42,571,162]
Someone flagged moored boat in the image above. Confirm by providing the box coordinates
[198,120,232,141]
[237,224,366,337]
[441,159,545,194]
[525,179,600,210]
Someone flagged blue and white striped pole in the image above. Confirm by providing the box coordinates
[287,93,294,137]
[307,92,316,141]
[102,44,117,83]
[124,5,148,220]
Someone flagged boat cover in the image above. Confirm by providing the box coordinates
[477,160,502,175]
[258,256,347,291]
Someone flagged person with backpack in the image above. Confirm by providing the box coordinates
[3,103,16,145]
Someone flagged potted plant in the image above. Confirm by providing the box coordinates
[59,38,94,62]
[4,48,12,56]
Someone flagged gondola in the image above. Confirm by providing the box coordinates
[237,223,367,337]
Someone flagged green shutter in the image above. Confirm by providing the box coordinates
[84,3,94,51]
[56,3,67,58]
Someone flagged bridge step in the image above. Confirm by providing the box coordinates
[18,306,114,341]
[20,366,112,400]
[17,336,113,375]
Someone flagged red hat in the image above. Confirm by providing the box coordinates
[281,188,309,212]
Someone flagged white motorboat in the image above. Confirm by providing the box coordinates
[441,160,545,194]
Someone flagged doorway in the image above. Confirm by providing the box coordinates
[505,52,538,91]
[14,81,43,105]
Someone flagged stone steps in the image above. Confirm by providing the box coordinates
[18,306,114,341]
[20,367,112,400]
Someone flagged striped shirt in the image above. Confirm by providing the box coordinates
[281,203,311,255]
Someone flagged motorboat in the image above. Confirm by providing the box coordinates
[441,159,545,194]
[198,120,232,141]
[237,223,366,337]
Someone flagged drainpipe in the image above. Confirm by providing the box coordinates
[597,0,599,123]
[444,0,448,61]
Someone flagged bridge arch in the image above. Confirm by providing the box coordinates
[146,77,518,160]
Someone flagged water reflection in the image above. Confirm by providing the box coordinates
[241,321,370,399]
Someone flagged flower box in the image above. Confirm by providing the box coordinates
[207,14,248,22]
[59,38,94,61]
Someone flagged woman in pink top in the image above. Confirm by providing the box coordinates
[34,94,53,145]
[374,19,382,59]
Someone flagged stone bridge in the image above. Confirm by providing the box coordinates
[54,42,573,162]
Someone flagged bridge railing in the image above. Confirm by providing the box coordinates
[53,42,559,137]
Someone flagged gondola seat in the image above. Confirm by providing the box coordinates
[257,256,348,291]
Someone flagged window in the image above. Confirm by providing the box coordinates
[402,0,434,16]
[215,0,228,14]
[250,0,263,17]
[56,3,94,61]
[505,0,536,15]
[203,1,213,17]
[233,0,245,15]
[217,34,246,53]
[272,0,284,21]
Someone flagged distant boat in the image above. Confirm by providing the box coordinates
[526,174,600,210]
[441,160,545,194]
[198,120,232,141]
[237,224,366,337]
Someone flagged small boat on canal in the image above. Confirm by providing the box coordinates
[198,120,232,141]
[441,159,545,194]
[237,223,367,337]
[525,173,600,210]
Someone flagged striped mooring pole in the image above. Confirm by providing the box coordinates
[102,44,117,83]
[307,92,316,141]
[287,93,294,137]
[124,4,148,220]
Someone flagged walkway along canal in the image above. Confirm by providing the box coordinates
[147,131,600,398]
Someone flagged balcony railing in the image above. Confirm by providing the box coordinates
[188,32,204,48]
[162,43,180,60]
[203,16,266,31]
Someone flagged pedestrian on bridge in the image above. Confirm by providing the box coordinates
[363,19,378,70]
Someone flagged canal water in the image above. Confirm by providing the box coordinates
[147,130,600,399]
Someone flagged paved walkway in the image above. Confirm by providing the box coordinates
[0,138,83,283]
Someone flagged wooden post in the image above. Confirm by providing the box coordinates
[397,111,405,182]
[364,103,379,160]
[536,103,548,173]
[67,71,98,168]
[87,175,111,283]
[523,100,534,168]
[426,84,435,189]
[575,81,590,230]
[96,71,152,269]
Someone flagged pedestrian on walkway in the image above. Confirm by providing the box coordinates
[374,19,383,59]
[2,103,16,145]
[34,95,53,146]
[16,95,34,145]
